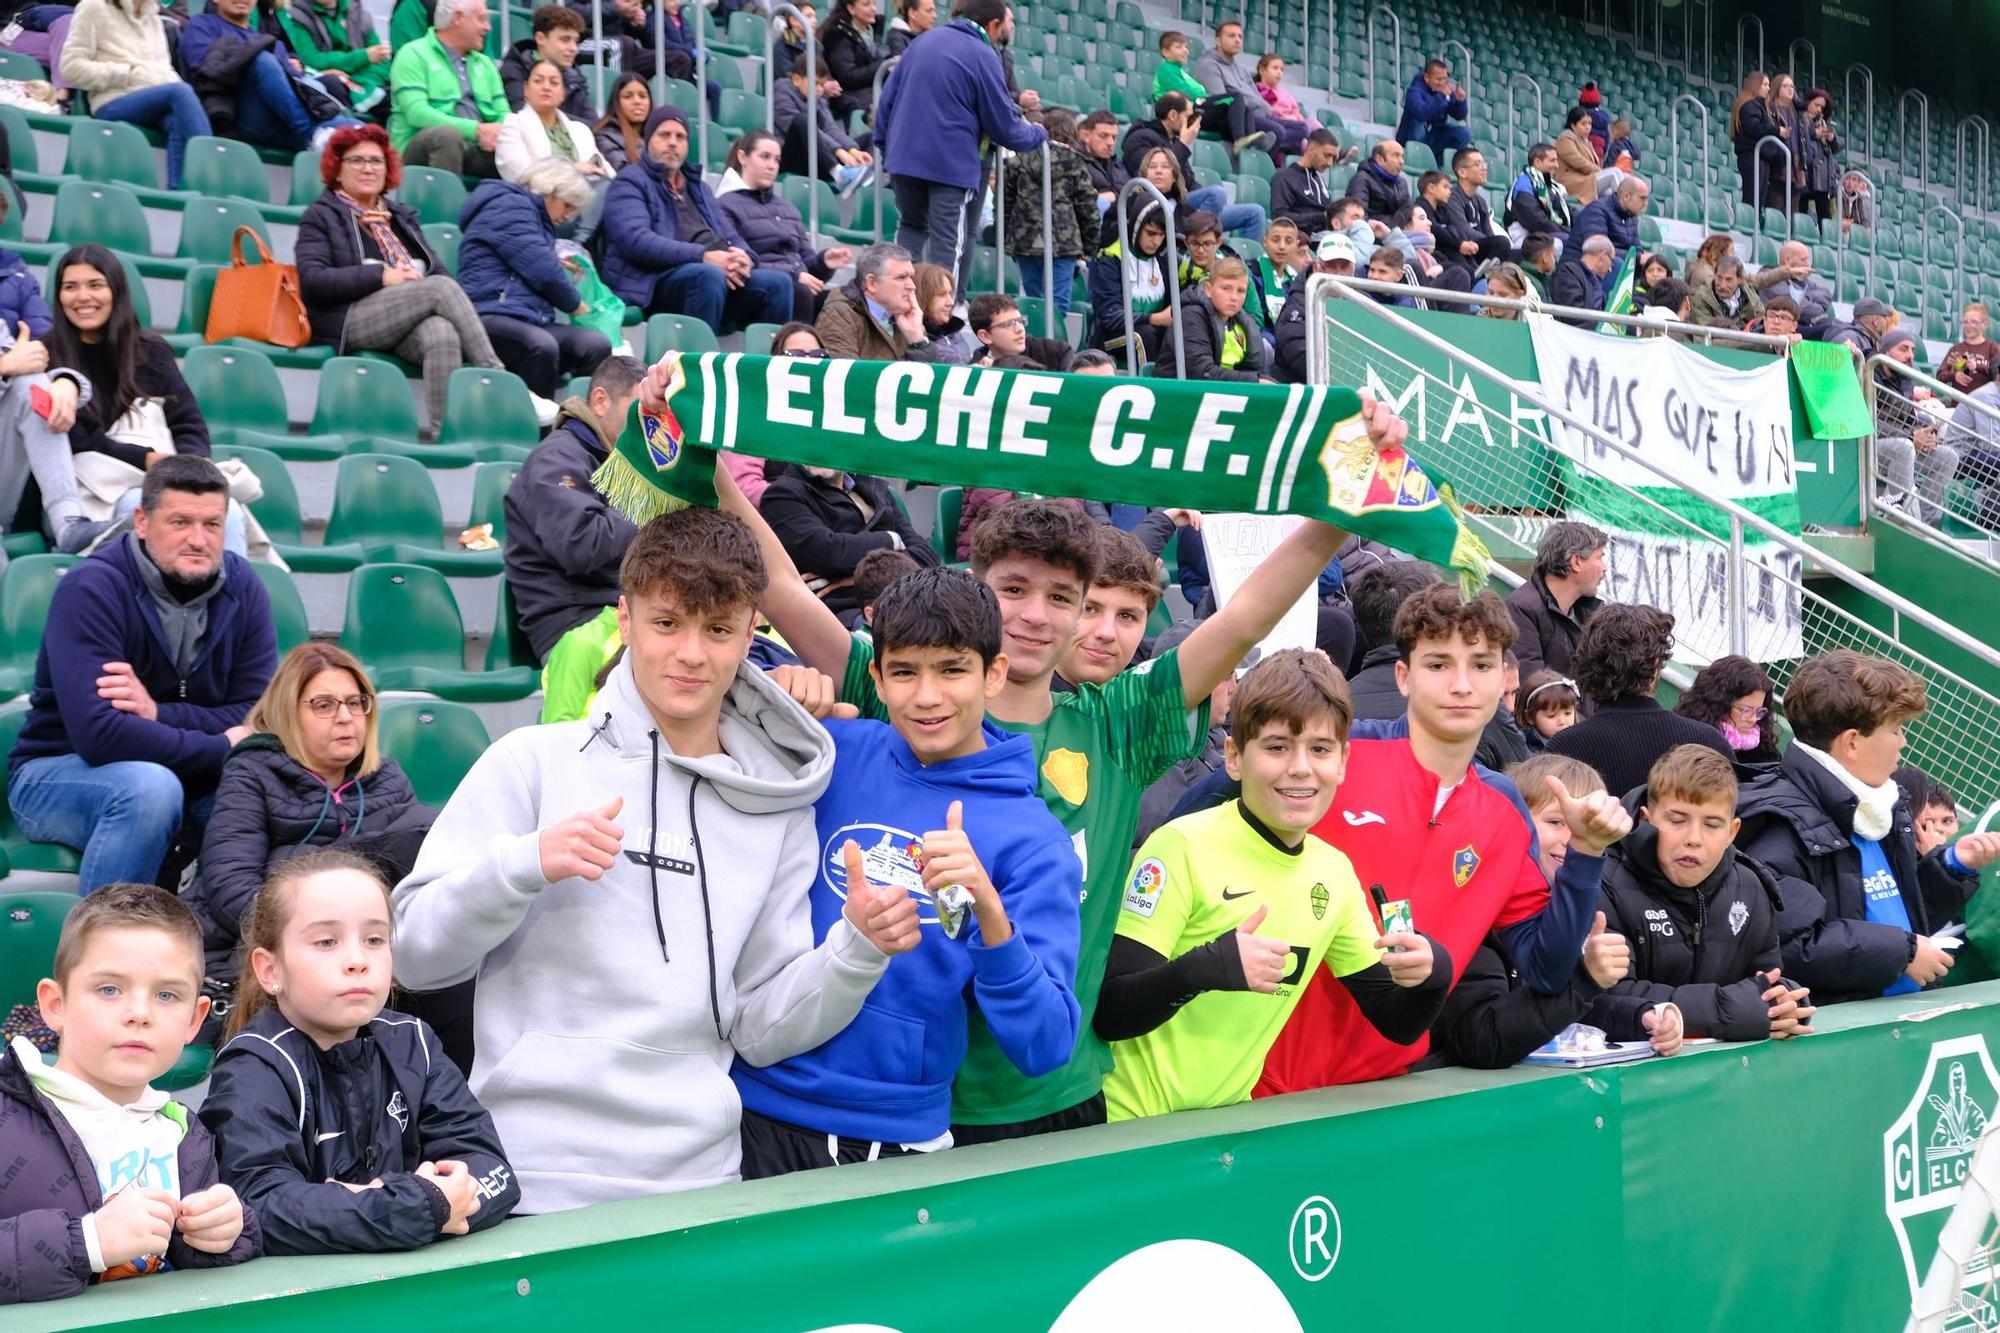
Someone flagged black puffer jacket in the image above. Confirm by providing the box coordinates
[823,13,886,100]
[200,1007,519,1255]
[1583,820,1784,1041]
[1344,159,1412,222]
[503,404,638,660]
[1504,575,1600,684]
[718,184,837,280]
[1427,936,1628,1070]
[761,469,941,623]
[1736,744,1978,1004]
[1156,286,1270,382]
[296,191,442,346]
[193,733,431,979]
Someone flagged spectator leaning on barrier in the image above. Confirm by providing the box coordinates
[1394,56,1469,164]
[502,355,645,723]
[389,0,509,177]
[875,0,1046,283]
[1735,651,2000,1005]
[1546,603,1733,800]
[281,0,393,116]
[296,124,511,430]
[7,456,277,896]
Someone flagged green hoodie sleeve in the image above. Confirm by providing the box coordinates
[282,4,377,76]
[389,0,432,52]
[1151,60,1206,103]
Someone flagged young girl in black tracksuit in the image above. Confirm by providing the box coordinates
[198,850,520,1254]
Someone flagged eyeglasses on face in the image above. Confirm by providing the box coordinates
[304,693,374,718]
[781,347,830,358]
[343,155,387,167]
[1729,704,1769,723]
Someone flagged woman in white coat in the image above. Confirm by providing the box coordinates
[497,59,613,241]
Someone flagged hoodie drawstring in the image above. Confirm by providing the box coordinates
[647,731,670,965]
[688,778,723,1042]
[298,774,368,848]
[644,730,726,1042]
[580,711,613,753]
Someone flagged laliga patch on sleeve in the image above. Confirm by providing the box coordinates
[1124,857,1168,917]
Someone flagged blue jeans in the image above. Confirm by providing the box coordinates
[1013,257,1078,317]
[93,83,211,190]
[1185,185,1267,241]
[233,49,338,152]
[648,263,792,334]
[9,753,188,893]
[1412,122,1472,163]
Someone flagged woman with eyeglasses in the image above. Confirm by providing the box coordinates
[1674,654,1781,764]
[720,322,817,505]
[191,643,433,1011]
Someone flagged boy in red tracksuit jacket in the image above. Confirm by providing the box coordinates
[1257,584,1631,1096]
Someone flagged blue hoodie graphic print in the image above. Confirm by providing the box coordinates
[732,717,1082,1143]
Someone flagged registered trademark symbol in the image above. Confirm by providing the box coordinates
[1288,1195,1341,1282]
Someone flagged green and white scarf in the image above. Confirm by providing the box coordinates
[596,352,1491,591]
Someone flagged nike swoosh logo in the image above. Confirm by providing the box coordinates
[1221,888,1254,900]
[315,1131,344,1144]
[1343,810,1387,827]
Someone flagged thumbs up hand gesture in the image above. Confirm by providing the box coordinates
[1545,775,1632,857]
[842,839,922,956]
[1582,910,1631,988]
[539,796,625,883]
[1,321,46,377]
[917,800,1007,943]
[1233,905,1292,993]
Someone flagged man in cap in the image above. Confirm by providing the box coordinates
[1272,231,1357,383]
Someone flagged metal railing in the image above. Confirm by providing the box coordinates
[1504,73,1544,163]
[1751,133,1795,238]
[1112,178,1184,379]
[1867,356,2000,568]
[1899,88,1931,195]
[1958,115,1992,216]
[991,143,1058,340]
[1305,275,2000,808]
[759,5,821,241]
[1734,12,1763,90]
[1670,93,1713,232]
[1844,63,1875,169]
[868,53,899,244]
[1365,3,1401,115]
[1680,0,1714,84]
[1439,38,1472,112]
[1318,274,1798,354]
[1787,37,1816,98]
[1828,166,1878,296]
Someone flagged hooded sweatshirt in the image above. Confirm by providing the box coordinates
[390,654,891,1210]
[732,717,1082,1144]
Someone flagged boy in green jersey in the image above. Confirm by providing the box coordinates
[714,391,1409,1140]
[1096,649,1446,1119]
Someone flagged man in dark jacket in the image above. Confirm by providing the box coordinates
[761,465,940,626]
[1507,519,1605,683]
[1569,175,1648,266]
[1345,138,1412,224]
[1270,129,1340,236]
[600,106,792,330]
[6,457,276,894]
[1550,234,1614,318]
[1547,604,1733,799]
[503,355,643,680]
[181,0,357,150]
[1393,58,1469,162]
[1735,651,2000,1005]
[1079,109,1129,203]
[499,4,594,119]
[1436,146,1509,277]
[817,242,940,362]
[876,0,1045,282]
[1271,232,1356,383]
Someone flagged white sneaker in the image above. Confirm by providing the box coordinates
[833,163,867,198]
[528,390,560,428]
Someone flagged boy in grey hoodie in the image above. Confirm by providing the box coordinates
[391,508,919,1212]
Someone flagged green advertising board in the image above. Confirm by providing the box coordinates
[1322,303,1867,529]
[29,983,2000,1332]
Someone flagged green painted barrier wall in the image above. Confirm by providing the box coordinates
[1323,304,1867,529]
[25,984,2000,1333]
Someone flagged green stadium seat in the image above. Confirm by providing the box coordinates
[717,89,765,134]
[164,263,220,352]
[311,355,458,461]
[645,312,721,360]
[64,119,159,191]
[1233,175,1270,209]
[1401,140,1438,174]
[467,459,519,540]
[0,50,45,83]
[487,576,538,672]
[742,321,780,356]
[50,181,152,257]
[0,889,80,1011]
[376,699,494,807]
[183,345,349,460]
[436,366,541,461]
[325,453,503,574]
[0,554,76,700]
[208,442,367,572]
[929,485,963,561]
[251,560,312,654]
[291,148,326,206]
[183,135,273,204]
[178,195,274,263]
[395,166,468,226]
[422,222,461,277]
[339,564,538,700]
[0,710,78,874]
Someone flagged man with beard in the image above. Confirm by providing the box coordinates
[7,456,277,893]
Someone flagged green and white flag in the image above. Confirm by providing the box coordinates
[1597,246,1639,333]
[596,352,1493,592]
[1526,313,1805,662]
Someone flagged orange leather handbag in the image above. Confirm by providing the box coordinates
[206,226,311,348]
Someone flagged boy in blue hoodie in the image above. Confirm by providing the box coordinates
[733,567,1083,1175]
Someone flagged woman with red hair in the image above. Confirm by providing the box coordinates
[294,124,518,429]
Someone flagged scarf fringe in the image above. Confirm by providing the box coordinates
[592,451,695,526]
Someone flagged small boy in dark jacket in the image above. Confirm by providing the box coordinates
[200,851,518,1253]
[2,884,259,1304]
[1586,745,1813,1042]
